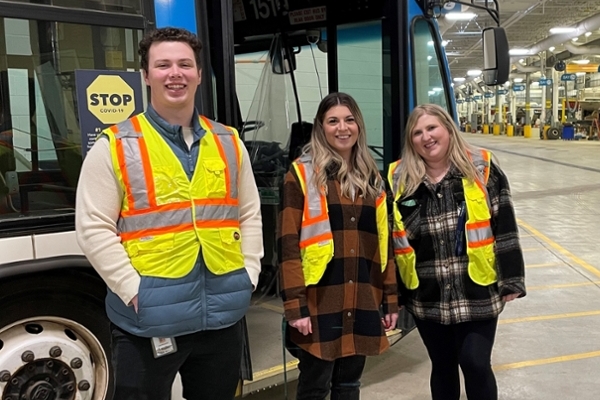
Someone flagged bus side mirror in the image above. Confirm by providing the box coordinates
[482,27,509,86]
[270,45,297,75]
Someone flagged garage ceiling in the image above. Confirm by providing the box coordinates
[440,0,600,81]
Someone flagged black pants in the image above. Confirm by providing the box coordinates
[414,317,498,400]
[295,348,366,400]
[110,321,243,400]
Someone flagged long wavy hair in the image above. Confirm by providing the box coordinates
[302,92,381,200]
[398,104,483,197]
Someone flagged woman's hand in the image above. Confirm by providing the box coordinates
[382,312,399,332]
[502,293,520,302]
[289,317,312,336]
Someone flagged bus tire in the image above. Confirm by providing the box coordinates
[0,270,113,400]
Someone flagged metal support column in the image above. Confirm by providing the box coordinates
[208,0,239,128]
[524,72,532,138]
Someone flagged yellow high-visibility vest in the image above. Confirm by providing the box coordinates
[387,149,496,289]
[292,154,389,285]
[104,114,245,278]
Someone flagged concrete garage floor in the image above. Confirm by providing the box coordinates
[242,134,600,400]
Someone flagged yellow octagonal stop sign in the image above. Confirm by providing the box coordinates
[86,75,136,124]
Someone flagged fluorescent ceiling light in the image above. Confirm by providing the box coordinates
[427,40,434,46]
[548,46,556,52]
[428,90,436,95]
[427,55,433,61]
[575,72,586,76]
[572,59,590,64]
[585,32,592,37]
[571,37,578,42]
[519,59,525,64]
[509,48,530,56]
[549,27,576,34]
[513,78,524,83]
[445,12,477,21]
[467,69,482,76]
[442,40,449,47]
[453,77,466,82]
[433,87,443,92]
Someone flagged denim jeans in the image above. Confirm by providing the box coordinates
[110,320,242,400]
[295,348,366,400]
[414,317,498,400]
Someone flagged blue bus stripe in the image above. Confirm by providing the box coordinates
[155,0,197,33]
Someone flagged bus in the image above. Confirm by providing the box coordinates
[0,0,507,398]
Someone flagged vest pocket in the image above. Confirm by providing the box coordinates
[467,244,497,286]
[128,233,175,256]
[202,159,227,197]
[202,227,245,274]
[301,241,334,285]
[126,234,175,276]
[464,188,491,221]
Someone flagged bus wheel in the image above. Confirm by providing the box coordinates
[0,272,112,400]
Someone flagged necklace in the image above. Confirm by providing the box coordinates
[425,165,450,184]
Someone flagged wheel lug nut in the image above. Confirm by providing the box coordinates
[49,346,62,358]
[0,370,10,382]
[21,351,34,363]
[11,378,19,385]
[70,358,83,369]
[61,369,69,376]
[78,380,91,391]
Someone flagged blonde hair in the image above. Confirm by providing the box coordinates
[398,104,483,197]
[302,92,381,199]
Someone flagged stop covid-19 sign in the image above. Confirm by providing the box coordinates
[76,70,144,158]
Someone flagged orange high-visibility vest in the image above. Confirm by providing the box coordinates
[387,149,496,289]
[104,114,245,278]
[292,154,388,285]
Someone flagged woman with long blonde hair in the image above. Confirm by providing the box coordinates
[279,92,398,400]
[388,104,525,400]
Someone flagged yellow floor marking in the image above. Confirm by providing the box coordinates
[521,247,544,252]
[255,302,284,313]
[246,360,299,382]
[494,350,600,372]
[526,262,562,268]
[518,219,600,279]
[527,281,600,291]
[500,310,600,325]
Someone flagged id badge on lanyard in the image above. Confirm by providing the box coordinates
[151,337,178,358]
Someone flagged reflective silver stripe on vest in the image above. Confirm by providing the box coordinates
[115,120,151,210]
[118,208,193,233]
[297,154,331,245]
[393,233,410,252]
[210,121,239,200]
[301,219,331,242]
[467,224,493,245]
[194,204,239,222]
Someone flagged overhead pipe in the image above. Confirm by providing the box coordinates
[510,11,600,64]
[563,41,600,55]
[513,63,540,73]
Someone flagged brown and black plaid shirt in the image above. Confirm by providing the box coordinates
[395,161,526,325]
[279,166,398,361]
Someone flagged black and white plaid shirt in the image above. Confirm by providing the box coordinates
[394,162,526,325]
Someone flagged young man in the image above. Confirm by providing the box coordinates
[76,27,263,400]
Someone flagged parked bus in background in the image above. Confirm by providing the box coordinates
[0,0,507,398]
